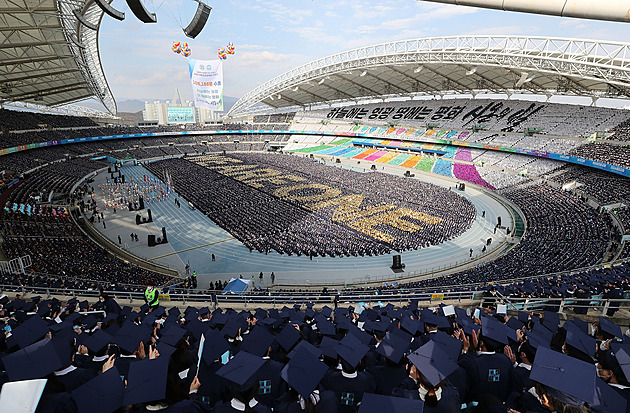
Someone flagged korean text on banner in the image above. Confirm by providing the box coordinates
[188,58,223,111]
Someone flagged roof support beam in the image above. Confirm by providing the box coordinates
[0,68,82,84]
[364,72,408,94]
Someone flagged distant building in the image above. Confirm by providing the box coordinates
[142,88,222,125]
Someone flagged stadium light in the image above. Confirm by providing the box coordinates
[360,70,367,77]
[277,94,281,99]
[466,67,477,75]
[318,78,326,85]
[414,66,423,73]
[292,86,299,91]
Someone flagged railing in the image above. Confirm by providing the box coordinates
[482,295,630,317]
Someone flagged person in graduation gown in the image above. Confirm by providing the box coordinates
[393,341,461,413]
[322,357,376,412]
[458,319,518,405]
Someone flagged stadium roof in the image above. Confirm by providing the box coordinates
[227,36,630,118]
[0,0,116,114]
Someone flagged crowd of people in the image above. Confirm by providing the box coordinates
[0,289,629,412]
[146,153,476,257]
[569,143,630,169]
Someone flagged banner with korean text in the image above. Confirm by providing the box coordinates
[187,58,223,111]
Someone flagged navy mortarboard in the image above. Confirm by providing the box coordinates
[216,351,266,391]
[71,367,125,413]
[530,346,596,407]
[123,358,169,405]
[408,341,459,387]
[280,347,328,398]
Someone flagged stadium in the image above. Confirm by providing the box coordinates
[1,0,630,412]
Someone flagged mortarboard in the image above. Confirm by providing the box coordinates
[321,306,332,318]
[401,317,420,335]
[8,316,49,349]
[316,319,336,336]
[592,375,627,413]
[506,317,525,331]
[72,367,124,413]
[599,317,622,339]
[408,341,459,387]
[530,346,595,406]
[241,326,274,357]
[571,318,589,335]
[429,331,462,361]
[318,336,339,360]
[481,316,508,346]
[123,358,169,405]
[155,342,177,359]
[564,322,596,358]
[159,326,186,347]
[275,324,300,352]
[288,340,322,360]
[542,311,560,333]
[84,330,113,353]
[201,328,230,365]
[358,393,424,413]
[337,334,369,368]
[216,351,266,391]
[280,347,328,399]
[375,332,408,364]
[113,323,147,353]
[3,340,63,381]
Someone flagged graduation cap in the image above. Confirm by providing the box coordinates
[599,317,622,339]
[348,326,373,346]
[168,307,180,316]
[564,322,596,358]
[280,347,329,398]
[240,326,274,357]
[113,323,148,353]
[275,324,301,352]
[542,311,560,333]
[375,332,408,364]
[3,340,63,381]
[155,342,177,359]
[526,329,551,350]
[288,340,322,360]
[216,351,266,392]
[592,375,627,413]
[159,325,186,347]
[81,315,98,330]
[72,367,124,413]
[506,317,525,331]
[337,334,369,368]
[408,341,459,387]
[318,336,339,360]
[317,319,336,336]
[84,330,113,353]
[530,346,596,406]
[429,331,462,362]
[321,306,332,318]
[123,358,169,405]
[358,393,424,413]
[8,316,50,349]
[401,317,420,335]
[481,316,508,346]
[571,317,589,335]
[201,328,230,364]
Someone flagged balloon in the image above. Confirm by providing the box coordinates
[172,41,181,54]
[218,48,227,60]
[226,42,235,54]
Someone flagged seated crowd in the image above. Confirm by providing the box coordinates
[0,291,628,412]
[146,153,476,257]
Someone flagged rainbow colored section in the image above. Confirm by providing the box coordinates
[293,143,495,188]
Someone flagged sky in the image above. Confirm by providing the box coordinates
[92,0,630,110]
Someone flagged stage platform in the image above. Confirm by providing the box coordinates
[83,156,515,288]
